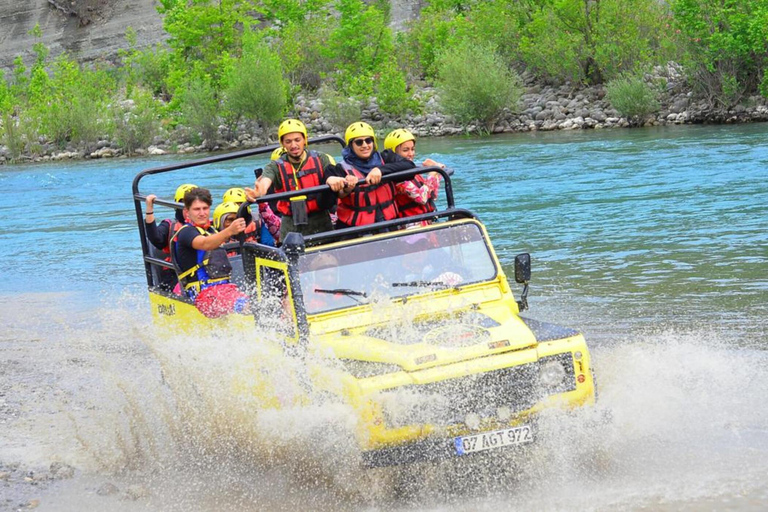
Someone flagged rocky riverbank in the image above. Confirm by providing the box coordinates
[2,64,767,165]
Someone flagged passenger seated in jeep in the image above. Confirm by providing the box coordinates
[246,119,353,239]
[400,233,464,286]
[324,122,416,229]
[384,128,444,227]
[221,188,280,246]
[172,187,250,318]
[144,183,197,290]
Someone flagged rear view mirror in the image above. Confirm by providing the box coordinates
[514,253,531,283]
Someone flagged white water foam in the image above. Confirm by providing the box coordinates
[2,294,768,511]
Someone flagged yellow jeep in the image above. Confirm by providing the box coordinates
[133,137,597,467]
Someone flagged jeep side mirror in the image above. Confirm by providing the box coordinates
[514,253,530,311]
[514,253,531,284]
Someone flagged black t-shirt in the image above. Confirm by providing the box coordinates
[174,224,209,274]
[146,218,172,250]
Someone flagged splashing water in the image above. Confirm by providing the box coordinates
[2,291,768,512]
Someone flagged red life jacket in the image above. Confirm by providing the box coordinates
[395,174,436,218]
[243,220,258,243]
[274,151,324,216]
[336,163,399,226]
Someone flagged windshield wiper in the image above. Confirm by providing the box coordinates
[314,288,368,304]
[392,281,435,288]
[392,281,461,291]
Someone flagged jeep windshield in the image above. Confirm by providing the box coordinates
[298,222,498,315]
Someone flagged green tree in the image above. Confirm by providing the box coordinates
[157,0,251,87]
[324,0,394,96]
[518,0,675,84]
[271,16,335,90]
[120,27,172,98]
[672,0,768,105]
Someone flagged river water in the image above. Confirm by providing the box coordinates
[1,124,767,510]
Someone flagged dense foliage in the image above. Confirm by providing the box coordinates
[2,0,767,157]
[671,0,768,107]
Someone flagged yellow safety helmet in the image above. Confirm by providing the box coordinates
[344,121,377,149]
[174,183,198,202]
[278,119,308,142]
[222,187,247,204]
[384,129,416,153]
[213,202,240,231]
[271,147,286,161]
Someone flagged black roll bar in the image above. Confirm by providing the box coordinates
[133,137,461,286]
[133,136,345,286]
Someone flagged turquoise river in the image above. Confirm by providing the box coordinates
[0,123,767,511]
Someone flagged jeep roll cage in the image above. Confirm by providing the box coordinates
[132,135,471,289]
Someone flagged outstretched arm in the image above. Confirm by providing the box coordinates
[191,219,247,251]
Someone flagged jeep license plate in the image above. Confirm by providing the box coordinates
[454,425,533,455]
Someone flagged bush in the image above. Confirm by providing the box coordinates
[120,27,172,98]
[178,71,219,148]
[605,73,660,122]
[375,60,418,117]
[672,0,768,106]
[222,35,288,127]
[319,87,362,131]
[435,41,523,130]
[112,88,162,155]
[30,56,114,150]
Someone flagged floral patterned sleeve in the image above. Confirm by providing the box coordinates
[396,179,430,205]
[424,174,440,201]
[258,203,282,238]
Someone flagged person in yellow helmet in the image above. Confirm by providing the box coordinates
[144,183,197,290]
[383,128,443,224]
[172,187,249,318]
[221,188,280,246]
[247,119,352,239]
[322,121,416,228]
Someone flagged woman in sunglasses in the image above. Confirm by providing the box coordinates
[325,121,416,229]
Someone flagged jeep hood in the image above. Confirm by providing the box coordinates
[313,313,537,372]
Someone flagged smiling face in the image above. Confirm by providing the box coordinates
[281,132,306,159]
[184,198,211,227]
[395,140,416,161]
[352,137,374,160]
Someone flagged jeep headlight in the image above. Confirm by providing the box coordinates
[539,359,567,388]
[377,388,452,428]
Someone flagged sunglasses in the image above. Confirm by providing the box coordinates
[353,137,374,147]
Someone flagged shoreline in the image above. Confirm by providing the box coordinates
[2,67,768,166]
